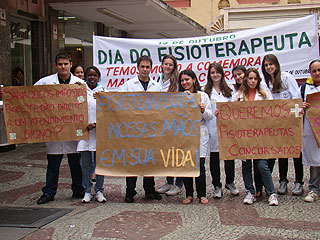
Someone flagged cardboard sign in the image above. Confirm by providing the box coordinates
[306,92,320,147]
[95,92,201,177]
[217,99,303,160]
[2,84,89,144]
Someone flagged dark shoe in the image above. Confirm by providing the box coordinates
[37,194,54,204]
[145,192,162,200]
[277,181,288,195]
[124,195,134,203]
[72,191,85,199]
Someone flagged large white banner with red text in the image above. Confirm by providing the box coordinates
[93,14,319,90]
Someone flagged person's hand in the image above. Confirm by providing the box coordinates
[198,102,205,113]
[74,81,82,85]
[214,109,219,117]
[184,90,192,95]
[302,102,310,110]
[93,92,98,99]
[87,123,96,131]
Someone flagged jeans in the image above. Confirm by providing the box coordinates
[80,151,104,194]
[166,177,183,187]
[254,159,275,192]
[183,158,206,199]
[210,152,235,188]
[126,177,156,197]
[242,159,275,196]
[42,153,83,197]
[309,166,320,194]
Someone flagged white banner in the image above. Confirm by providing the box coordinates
[93,14,319,90]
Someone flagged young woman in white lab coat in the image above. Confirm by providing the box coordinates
[77,66,106,203]
[156,54,184,196]
[178,69,213,204]
[301,59,320,203]
[232,68,278,206]
[204,63,239,198]
[261,54,303,197]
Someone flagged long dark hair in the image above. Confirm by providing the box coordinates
[161,54,179,92]
[71,64,84,75]
[232,65,246,91]
[178,69,201,93]
[239,67,267,100]
[204,62,232,98]
[262,54,283,93]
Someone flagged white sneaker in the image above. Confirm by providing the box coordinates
[268,193,279,206]
[304,191,319,202]
[243,191,256,205]
[226,183,240,196]
[165,185,182,196]
[82,193,93,203]
[156,183,173,193]
[96,191,106,203]
[213,187,222,198]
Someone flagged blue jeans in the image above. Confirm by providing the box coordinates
[166,177,183,187]
[309,166,320,194]
[80,151,104,193]
[242,159,275,196]
[42,153,83,197]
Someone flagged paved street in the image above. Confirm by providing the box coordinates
[0,143,319,240]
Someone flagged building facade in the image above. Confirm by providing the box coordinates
[0,0,206,87]
[164,0,320,34]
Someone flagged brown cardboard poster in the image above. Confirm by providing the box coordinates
[306,92,320,147]
[95,92,201,177]
[2,84,89,144]
[216,99,303,160]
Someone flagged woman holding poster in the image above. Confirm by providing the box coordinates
[178,69,213,204]
[204,63,239,199]
[301,59,320,203]
[77,66,106,203]
[232,68,278,206]
[156,54,184,196]
[262,54,303,197]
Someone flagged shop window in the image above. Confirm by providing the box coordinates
[10,16,32,86]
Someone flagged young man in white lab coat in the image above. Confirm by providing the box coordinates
[36,53,84,204]
[119,55,162,203]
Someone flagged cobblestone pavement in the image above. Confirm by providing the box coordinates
[0,143,319,240]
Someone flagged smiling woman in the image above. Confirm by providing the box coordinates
[261,54,303,197]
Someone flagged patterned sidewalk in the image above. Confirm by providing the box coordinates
[0,143,319,240]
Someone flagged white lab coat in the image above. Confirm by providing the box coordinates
[157,75,171,92]
[77,84,105,152]
[119,76,161,92]
[198,91,213,157]
[302,84,320,166]
[206,88,232,152]
[34,73,84,154]
[264,72,300,100]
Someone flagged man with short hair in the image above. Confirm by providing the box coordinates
[36,53,84,204]
[119,55,162,203]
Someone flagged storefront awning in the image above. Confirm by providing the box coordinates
[48,0,208,38]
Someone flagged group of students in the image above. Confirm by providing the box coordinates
[23,52,319,206]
